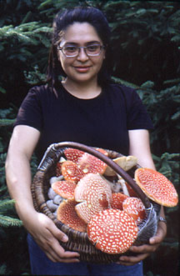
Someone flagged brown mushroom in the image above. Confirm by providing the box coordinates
[52,180,76,200]
[104,155,138,176]
[123,197,146,225]
[87,209,138,254]
[57,199,87,232]
[135,168,178,207]
[111,192,128,210]
[75,173,112,223]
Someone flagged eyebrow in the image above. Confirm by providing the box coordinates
[64,41,101,46]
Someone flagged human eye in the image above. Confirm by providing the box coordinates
[87,44,100,52]
[64,45,77,53]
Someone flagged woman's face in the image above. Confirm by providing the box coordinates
[57,22,106,85]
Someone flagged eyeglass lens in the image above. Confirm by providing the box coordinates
[62,44,103,57]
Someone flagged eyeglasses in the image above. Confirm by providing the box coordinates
[58,44,105,57]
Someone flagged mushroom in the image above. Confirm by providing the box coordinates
[52,180,76,200]
[111,192,128,210]
[50,175,64,186]
[117,176,130,196]
[123,197,146,225]
[64,148,84,163]
[125,182,138,197]
[56,157,66,176]
[75,173,112,223]
[61,160,83,182]
[57,199,87,232]
[135,168,179,207]
[87,209,138,254]
[104,155,138,176]
[77,151,107,175]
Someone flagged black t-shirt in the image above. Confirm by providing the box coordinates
[14,83,153,160]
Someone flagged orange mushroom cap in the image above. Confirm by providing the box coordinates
[57,199,87,232]
[75,173,112,223]
[111,192,129,210]
[135,168,178,207]
[123,197,146,225]
[52,180,76,200]
[87,209,138,254]
[61,160,84,183]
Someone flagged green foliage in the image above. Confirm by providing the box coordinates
[137,80,180,154]
[0,200,23,227]
[0,1,179,275]
[103,1,180,88]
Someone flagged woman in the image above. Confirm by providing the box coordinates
[5,6,167,276]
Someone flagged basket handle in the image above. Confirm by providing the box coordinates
[49,141,150,208]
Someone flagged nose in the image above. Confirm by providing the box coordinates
[77,47,89,61]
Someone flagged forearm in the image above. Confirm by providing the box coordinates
[5,149,36,223]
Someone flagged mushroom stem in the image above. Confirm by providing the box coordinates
[117,175,130,196]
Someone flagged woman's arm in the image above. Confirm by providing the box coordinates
[5,125,80,263]
[118,129,167,265]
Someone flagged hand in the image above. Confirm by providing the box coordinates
[24,211,80,263]
[117,221,167,266]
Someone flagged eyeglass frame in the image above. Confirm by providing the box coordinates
[57,43,105,58]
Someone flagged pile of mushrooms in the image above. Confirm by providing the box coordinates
[46,148,179,254]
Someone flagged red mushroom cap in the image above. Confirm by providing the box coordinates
[77,152,107,175]
[125,182,138,197]
[52,180,76,200]
[64,148,84,163]
[61,160,83,182]
[111,192,129,210]
[57,199,87,232]
[75,173,112,223]
[87,209,138,254]
[123,197,146,225]
[135,168,179,207]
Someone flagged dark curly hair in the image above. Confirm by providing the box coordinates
[47,6,112,89]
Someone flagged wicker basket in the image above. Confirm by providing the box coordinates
[31,141,159,263]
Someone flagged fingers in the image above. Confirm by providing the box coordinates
[118,253,148,266]
[44,247,80,263]
[48,236,80,262]
[36,234,80,263]
[117,243,158,266]
[116,222,167,266]
[149,223,167,245]
[49,220,69,243]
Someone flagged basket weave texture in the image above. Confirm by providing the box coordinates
[31,141,159,263]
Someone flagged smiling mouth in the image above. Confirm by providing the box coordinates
[74,66,91,72]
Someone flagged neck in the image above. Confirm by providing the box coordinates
[62,78,101,99]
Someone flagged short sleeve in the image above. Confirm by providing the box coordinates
[120,86,154,130]
[14,86,43,131]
